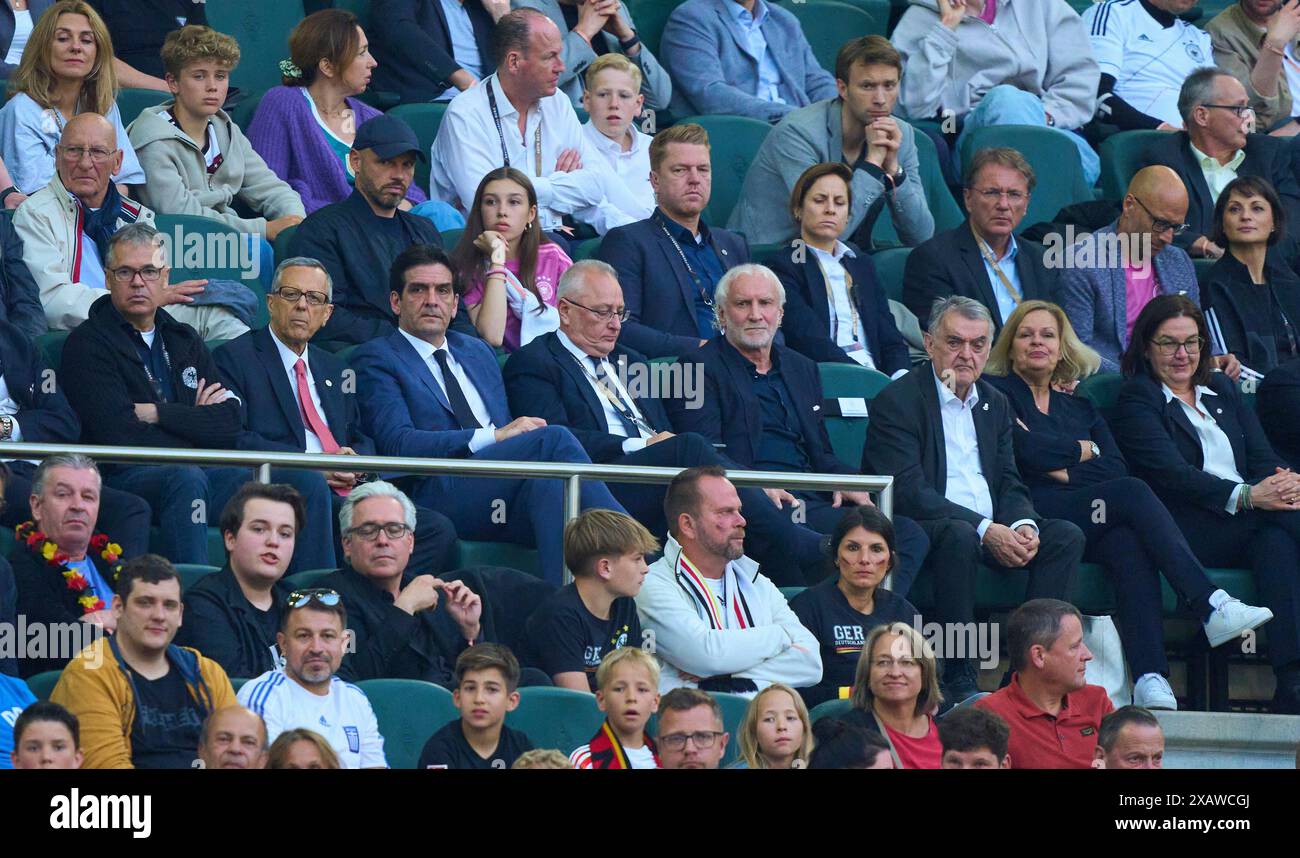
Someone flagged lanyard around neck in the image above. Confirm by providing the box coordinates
[656,212,715,310]
[972,226,1022,305]
[486,77,543,177]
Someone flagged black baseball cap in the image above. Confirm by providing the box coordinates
[352,114,426,161]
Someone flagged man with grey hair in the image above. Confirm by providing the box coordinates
[864,296,1084,705]
[503,259,828,586]
[1142,66,1300,259]
[667,263,929,587]
[13,112,249,338]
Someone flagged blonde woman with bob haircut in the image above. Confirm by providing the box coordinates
[983,299,1272,712]
[733,683,813,769]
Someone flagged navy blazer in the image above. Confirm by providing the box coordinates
[370,0,496,103]
[351,329,511,490]
[212,327,375,455]
[0,319,78,445]
[1111,371,1285,516]
[902,224,1058,332]
[861,363,1038,527]
[596,215,749,359]
[502,332,671,464]
[666,336,852,475]
[768,247,910,374]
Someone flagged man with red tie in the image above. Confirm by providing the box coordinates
[213,257,457,575]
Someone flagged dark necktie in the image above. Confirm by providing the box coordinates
[592,357,646,436]
[433,348,482,430]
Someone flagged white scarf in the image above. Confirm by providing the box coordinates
[501,268,560,347]
[663,534,761,630]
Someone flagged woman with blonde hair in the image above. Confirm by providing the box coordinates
[733,683,813,769]
[984,299,1272,711]
[0,0,143,195]
[266,729,341,769]
[838,622,942,769]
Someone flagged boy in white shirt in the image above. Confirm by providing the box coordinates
[570,646,661,769]
[581,53,655,222]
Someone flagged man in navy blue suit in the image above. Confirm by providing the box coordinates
[596,124,749,359]
[370,0,504,104]
[503,260,826,586]
[213,258,458,575]
[667,264,930,594]
[351,244,627,585]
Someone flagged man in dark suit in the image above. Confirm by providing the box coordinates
[502,259,826,586]
[863,295,1085,703]
[596,123,749,359]
[902,147,1058,335]
[213,257,457,575]
[351,244,627,585]
[1259,356,1300,471]
[1141,68,1300,261]
[369,0,503,104]
[0,212,48,340]
[663,263,929,591]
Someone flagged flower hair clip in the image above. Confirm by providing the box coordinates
[279,59,303,80]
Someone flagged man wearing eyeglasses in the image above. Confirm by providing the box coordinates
[655,687,729,769]
[13,112,249,339]
[1142,67,1300,260]
[902,147,1058,336]
[502,260,829,587]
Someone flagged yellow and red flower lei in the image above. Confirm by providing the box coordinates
[15,521,123,615]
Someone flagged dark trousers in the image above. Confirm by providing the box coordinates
[793,491,930,594]
[411,427,626,586]
[4,461,152,560]
[1169,502,1300,669]
[1034,477,1216,678]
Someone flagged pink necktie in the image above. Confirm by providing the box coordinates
[294,359,348,497]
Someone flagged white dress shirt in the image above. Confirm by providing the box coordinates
[1161,383,1246,514]
[398,328,498,453]
[269,327,330,453]
[430,74,642,234]
[580,121,655,222]
[556,329,651,453]
[1188,141,1244,205]
[809,242,876,370]
[933,371,1035,539]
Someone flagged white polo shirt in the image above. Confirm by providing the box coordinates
[580,121,655,222]
[239,671,387,769]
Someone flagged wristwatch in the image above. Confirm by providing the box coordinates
[1088,441,1100,459]
[0,185,17,207]
[0,415,13,441]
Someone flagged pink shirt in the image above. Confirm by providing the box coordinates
[1124,262,1160,344]
[883,717,943,770]
[463,242,571,352]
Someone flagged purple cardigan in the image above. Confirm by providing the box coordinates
[245,86,427,214]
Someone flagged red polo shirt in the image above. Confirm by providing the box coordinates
[976,674,1113,769]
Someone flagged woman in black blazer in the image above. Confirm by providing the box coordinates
[1112,293,1300,713]
[1202,176,1300,379]
[984,299,1270,711]
[769,163,911,376]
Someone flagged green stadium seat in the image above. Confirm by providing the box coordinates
[452,540,542,578]
[779,586,806,602]
[227,90,265,134]
[150,527,227,567]
[1065,0,1095,12]
[1193,257,1215,287]
[748,243,787,265]
[357,678,458,769]
[572,237,603,260]
[783,1,886,74]
[26,670,63,701]
[1098,129,1165,201]
[959,125,1094,232]
[36,331,69,372]
[506,686,604,754]
[175,563,221,593]
[818,362,892,468]
[207,0,307,95]
[679,115,772,227]
[153,212,270,327]
[283,568,338,591]
[1076,372,1124,420]
[116,88,168,126]
[808,697,851,723]
[871,126,964,247]
[870,246,910,303]
[625,0,687,56]
[388,102,449,196]
[0,525,12,557]
[710,691,751,767]
[273,224,298,266]
[230,677,250,693]
[441,228,464,251]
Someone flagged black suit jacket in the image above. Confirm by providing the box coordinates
[502,332,671,463]
[1143,131,1300,254]
[768,247,910,374]
[596,215,749,358]
[666,336,852,475]
[370,0,497,103]
[10,545,120,677]
[861,364,1038,526]
[0,318,79,445]
[0,211,47,339]
[1258,356,1300,469]
[212,327,375,455]
[901,224,1058,332]
[1111,371,1284,515]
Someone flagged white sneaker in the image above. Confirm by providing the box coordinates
[1133,673,1177,711]
[1204,598,1273,648]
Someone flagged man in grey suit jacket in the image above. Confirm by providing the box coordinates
[512,0,672,112]
[729,36,934,247]
[1057,166,1202,375]
[660,0,837,123]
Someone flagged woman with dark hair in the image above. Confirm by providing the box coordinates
[450,166,570,351]
[767,162,911,374]
[1203,175,1300,379]
[1112,293,1300,713]
[789,506,919,708]
[984,299,1271,710]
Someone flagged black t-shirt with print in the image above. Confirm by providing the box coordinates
[524,584,641,692]
[127,665,206,769]
[417,720,534,770]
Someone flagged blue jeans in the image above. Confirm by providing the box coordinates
[956,84,1101,186]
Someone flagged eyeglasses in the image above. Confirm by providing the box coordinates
[1150,336,1205,356]
[109,265,163,283]
[58,145,116,163]
[1200,103,1254,118]
[561,296,629,323]
[1131,196,1189,236]
[274,287,331,307]
[968,187,1028,204]
[658,730,724,752]
[287,588,341,609]
[345,522,412,541]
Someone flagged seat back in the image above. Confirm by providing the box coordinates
[506,686,605,754]
[153,212,269,326]
[272,224,299,266]
[624,0,688,55]
[679,115,773,226]
[959,125,1095,232]
[871,125,964,246]
[388,102,450,196]
[207,0,308,95]
[357,678,459,769]
[808,698,852,723]
[26,669,63,701]
[784,1,886,73]
[117,88,169,126]
[175,563,221,594]
[1098,129,1165,201]
[819,362,893,468]
[282,568,338,591]
[36,330,69,372]
[1076,372,1125,421]
[870,246,911,303]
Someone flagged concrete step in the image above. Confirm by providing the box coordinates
[1155,711,1300,769]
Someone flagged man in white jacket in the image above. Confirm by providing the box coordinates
[891,0,1101,184]
[635,465,821,697]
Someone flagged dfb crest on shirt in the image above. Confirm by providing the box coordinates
[614,630,629,649]
[344,726,360,753]
[182,366,198,389]
[1184,40,1205,63]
